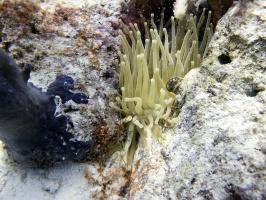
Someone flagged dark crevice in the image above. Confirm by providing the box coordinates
[245,89,259,97]
[218,54,231,64]
[30,24,39,34]
[2,42,11,52]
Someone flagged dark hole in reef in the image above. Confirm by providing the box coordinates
[218,54,231,64]
[31,24,39,34]
[119,184,130,197]
[261,148,266,155]
[107,45,115,51]
[190,177,196,184]
[226,194,242,200]
[35,54,41,60]
[245,89,259,97]
[225,183,243,200]
[102,68,114,79]
[198,190,214,199]
[3,42,11,52]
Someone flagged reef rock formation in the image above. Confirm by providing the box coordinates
[0,0,265,199]
[128,1,266,199]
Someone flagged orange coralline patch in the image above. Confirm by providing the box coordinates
[85,163,130,199]
[54,3,77,22]
[0,0,43,24]
[92,123,121,156]
[0,0,119,67]
[85,158,164,198]
[88,51,100,70]
[0,0,78,39]
[129,156,165,195]
[0,0,113,52]
[127,159,142,194]
[38,5,89,36]
[129,160,151,194]
[0,0,43,40]
[93,123,112,149]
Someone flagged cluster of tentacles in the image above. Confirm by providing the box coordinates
[110,9,212,169]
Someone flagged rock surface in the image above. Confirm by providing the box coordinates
[0,0,121,147]
[0,0,265,199]
[128,1,266,199]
